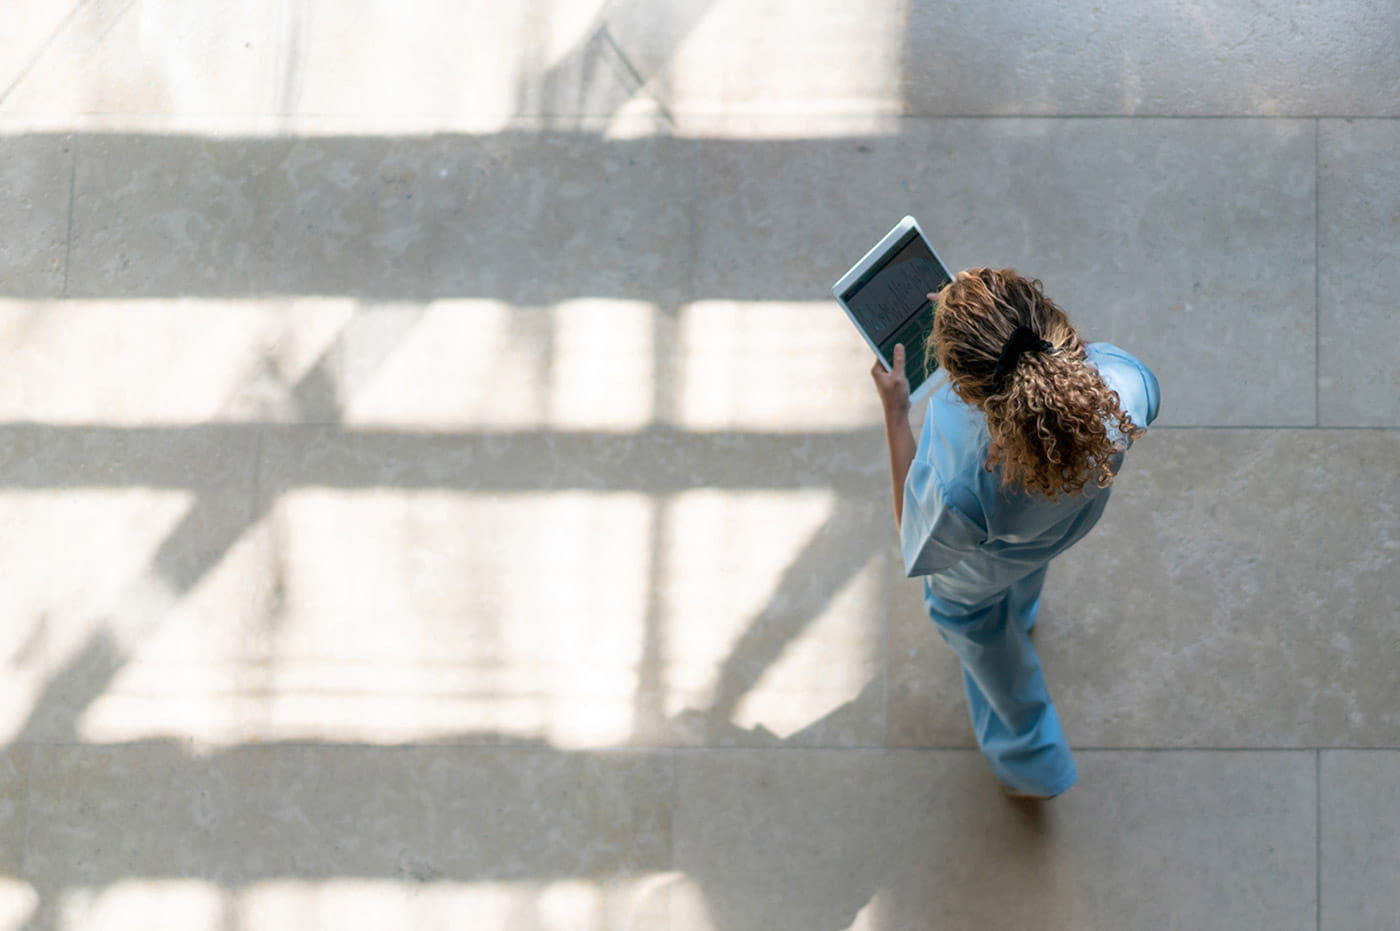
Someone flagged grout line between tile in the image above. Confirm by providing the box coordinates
[12,741,1400,752]
[890,113,1399,121]
[660,745,1336,753]
[522,111,1400,122]
[7,112,1400,132]
[900,114,1399,122]
[1072,746,1321,753]
[15,741,1400,754]
[1316,748,1322,931]
[881,554,891,748]
[1315,118,1321,428]
[669,748,678,877]
[685,133,699,317]
[19,744,34,881]
[5,422,1390,435]
[252,422,265,525]
[61,135,76,299]
[622,745,1399,753]
[668,747,681,931]
[1151,425,1398,432]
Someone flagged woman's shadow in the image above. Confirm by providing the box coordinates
[649,490,1061,930]
[667,678,1060,931]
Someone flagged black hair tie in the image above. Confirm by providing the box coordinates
[992,326,1055,385]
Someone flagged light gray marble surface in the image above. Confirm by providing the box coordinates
[1,0,1397,928]
[0,136,72,299]
[1319,119,1400,427]
[1321,751,1400,931]
[900,0,1400,117]
[889,429,1400,749]
[689,117,1317,426]
[673,749,1316,931]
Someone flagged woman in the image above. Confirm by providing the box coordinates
[871,267,1160,799]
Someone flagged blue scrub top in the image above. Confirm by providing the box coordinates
[900,342,1161,601]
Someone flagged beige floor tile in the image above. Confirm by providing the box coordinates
[0,135,71,298]
[0,2,80,104]
[419,128,694,306]
[0,746,26,872]
[901,0,1400,116]
[670,300,890,433]
[889,429,1400,748]
[65,128,695,306]
[1319,119,1400,426]
[23,743,673,930]
[672,748,1315,931]
[1321,750,1400,931]
[341,298,661,432]
[690,117,1316,426]
[612,0,905,118]
[0,0,1395,927]
[250,426,888,749]
[289,0,643,124]
[0,424,263,743]
[0,0,282,119]
[0,746,35,928]
[67,134,437,300]
[0,297,353,424]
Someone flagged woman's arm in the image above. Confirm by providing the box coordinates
[871,343,916,529]
[883,407,916,528]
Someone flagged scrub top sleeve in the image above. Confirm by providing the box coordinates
[1101,350,1161,431]
[899,460,982,578]
[1140,363,1161,426]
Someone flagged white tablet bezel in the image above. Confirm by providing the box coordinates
[831,215,953,405]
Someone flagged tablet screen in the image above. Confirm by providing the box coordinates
[840,229,952,395]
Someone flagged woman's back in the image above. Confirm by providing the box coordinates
[902,341,1160,600]
[870,265,1163,798]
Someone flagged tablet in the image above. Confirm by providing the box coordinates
[832,216,953,404]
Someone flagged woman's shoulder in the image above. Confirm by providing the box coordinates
[1085,342,1161,427]
[1085,341,1149,370]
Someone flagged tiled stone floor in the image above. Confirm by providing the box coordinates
[0,1,1396,929]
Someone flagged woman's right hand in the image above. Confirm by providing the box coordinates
[871,343,911,416]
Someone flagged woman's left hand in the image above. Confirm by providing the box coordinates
[871,343,910,415]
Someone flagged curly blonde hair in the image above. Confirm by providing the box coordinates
[928,267,1144,500]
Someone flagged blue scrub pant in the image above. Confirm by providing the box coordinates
[923,565,1077,797]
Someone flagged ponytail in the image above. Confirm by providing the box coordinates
[930,268,1144,500]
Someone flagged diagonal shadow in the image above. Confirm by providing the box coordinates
[0,0,139,108]
[2,684,925,931]
[7,303,429,747]
[524,0,717,122]
[2,678,1054,931]
[0,10,934,922]
[704,495,888,724]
